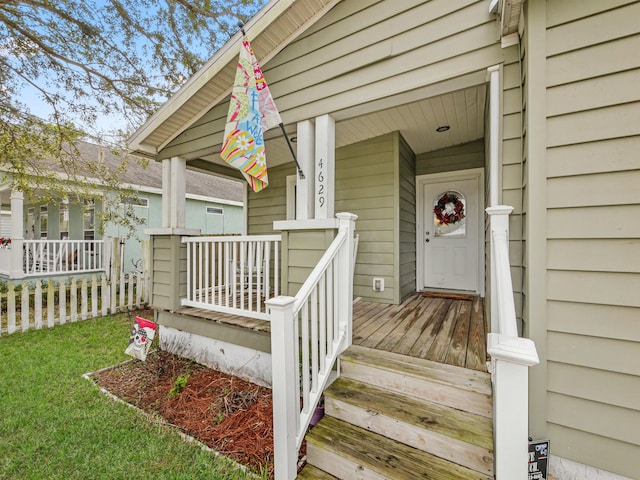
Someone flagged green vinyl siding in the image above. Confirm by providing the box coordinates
[336,132,415,304]
[159,0,502,161]
[247,163,295,236]
[281,229,336,297]
[416,140,484,175]
[150,235,183,311]
[398,135,417,301]
[524,1,640,478]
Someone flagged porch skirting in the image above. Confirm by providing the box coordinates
[157,309,272,387]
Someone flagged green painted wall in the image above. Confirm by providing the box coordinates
[416,140,485,176]
[335,132,416,304]
[398,135,417,301]
[105,193,243,272]
[247,163,295,236]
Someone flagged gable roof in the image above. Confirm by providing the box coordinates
[75,141,243,203]
[128,0,341,158]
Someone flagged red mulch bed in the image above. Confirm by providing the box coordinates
[93,349,288,477]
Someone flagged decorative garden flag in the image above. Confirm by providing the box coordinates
[125,316,157,361]
[220,35,282,192]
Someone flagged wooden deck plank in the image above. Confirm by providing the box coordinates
[177,291,488,373]
[357,295,424,350]
[352,300,383,329]
[444,299,472,368]
[392,297,445,355]
[407,299,452,359]
[373,299,430,352]
[465,297,488,372]
[352,298,414,345]
[424,301,462,363]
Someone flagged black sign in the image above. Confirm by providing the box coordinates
[528,439,549,480]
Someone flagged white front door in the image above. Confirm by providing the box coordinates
[422,175,480,292]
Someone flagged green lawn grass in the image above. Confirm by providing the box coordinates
[0,313,263,480]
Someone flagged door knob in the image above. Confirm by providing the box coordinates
[426,238,430,243]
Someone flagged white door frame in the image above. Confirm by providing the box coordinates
[416,167,485,296]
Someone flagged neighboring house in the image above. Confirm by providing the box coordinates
[128,1,639,479]
[0,141,244,279]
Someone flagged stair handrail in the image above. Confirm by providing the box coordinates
[486,206,539,480]
[267,212,357,480]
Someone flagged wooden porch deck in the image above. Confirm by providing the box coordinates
[352,292,488,372]
[177,292,488,373]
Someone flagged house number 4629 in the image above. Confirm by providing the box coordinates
[317,157,325,207]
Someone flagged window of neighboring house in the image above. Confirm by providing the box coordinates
[39,206,48,238]
[83,200,95,249]
[121,196,149,207]
[59,200,69,239]
[206,206,224,215]
[27,207,35,239]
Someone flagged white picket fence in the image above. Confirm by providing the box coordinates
[0,271,149,336]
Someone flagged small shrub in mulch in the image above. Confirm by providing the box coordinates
[94,350,289,478]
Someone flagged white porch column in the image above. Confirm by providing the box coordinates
[161,158,171,228]
[10,189,25,278]
[296,120,315,220]
[314,114,335,219]
[169,156,187,229]
[487,65,502,207]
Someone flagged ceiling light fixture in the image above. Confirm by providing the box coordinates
[436,125,450,133]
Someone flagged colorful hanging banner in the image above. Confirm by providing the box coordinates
[221,36,282,192]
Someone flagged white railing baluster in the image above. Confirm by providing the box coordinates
[198,242,203,304]
[248,241,254,312]
[311,286,319,395]
[264,242,271,303]
[301,302,310,413]
[319,273,327,374]
[217,242,223,306]
[256,242,263,311]
[186,241,192,302]
[204,241,210,305]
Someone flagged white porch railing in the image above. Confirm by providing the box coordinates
[23,240,105,277]
[182,235,281,320]
[486,206,539,480]
[267,212,357,480]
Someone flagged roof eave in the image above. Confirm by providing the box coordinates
[127,0,297,155]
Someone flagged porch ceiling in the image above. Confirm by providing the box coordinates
[197,84,487,169]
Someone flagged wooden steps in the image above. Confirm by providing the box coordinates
[340,345,492,417]
[296,464,340,479]
[298,345,494,480]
